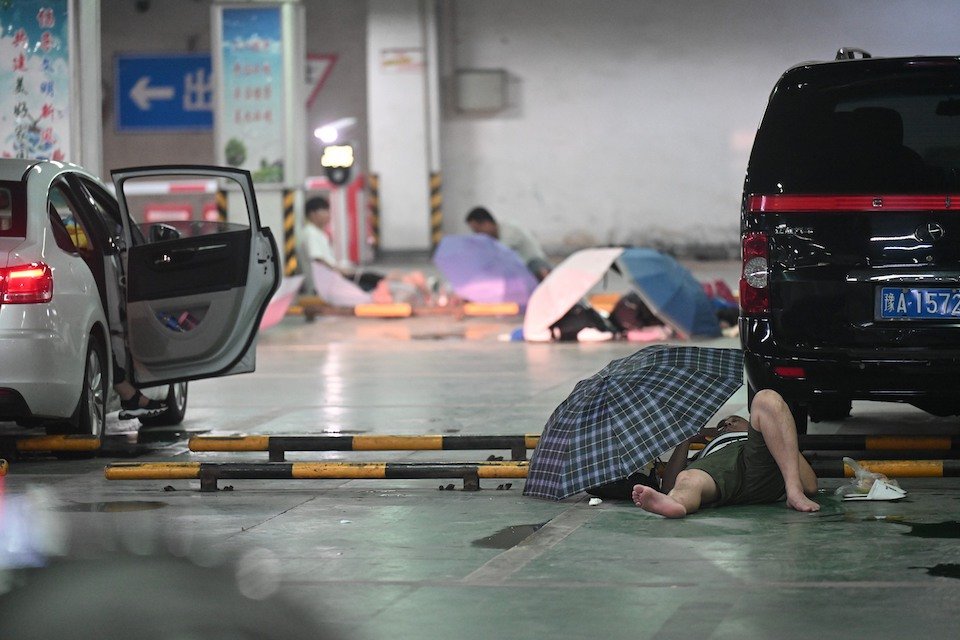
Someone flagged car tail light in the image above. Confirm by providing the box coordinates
[0,262,53,304]
[774,366,806,378]
[740,233,769,314]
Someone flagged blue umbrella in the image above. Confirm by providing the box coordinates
[523,345,743,501]
[617,248,721,338]
[433,234,538,305]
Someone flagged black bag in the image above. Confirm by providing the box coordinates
[586,470,659,500]
[609,292,663,332]
[550,303,613,341]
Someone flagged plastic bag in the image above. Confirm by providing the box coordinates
[834,457,901,496]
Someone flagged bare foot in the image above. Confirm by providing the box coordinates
[786,492,820,513]
[632,484,688,519]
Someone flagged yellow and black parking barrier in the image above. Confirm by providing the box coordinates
[800,435,960,452]
[190,434,541,462]
[105,460,529,492]
[810,459,960,478]
[1,434,100,459]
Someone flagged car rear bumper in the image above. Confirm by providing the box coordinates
[742,318,960,402]
[0,327,82,419]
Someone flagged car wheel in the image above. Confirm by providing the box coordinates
[47,334,107,451]
[138,382,188,428]
[809,397,852,423]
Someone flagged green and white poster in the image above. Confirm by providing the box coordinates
[0,0,71,160]
[219,5,284,183]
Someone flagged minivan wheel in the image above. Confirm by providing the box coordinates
[785,400,808,435]
[138,382,188,428]
[809,397,852,423]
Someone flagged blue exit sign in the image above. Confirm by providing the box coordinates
[116,53,212,132]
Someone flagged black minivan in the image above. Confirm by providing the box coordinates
[741,50,960,432]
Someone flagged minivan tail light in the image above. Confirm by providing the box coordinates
[0,262,54,304]
[740,233,769,315]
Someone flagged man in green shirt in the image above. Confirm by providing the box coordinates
[633,389,820,518]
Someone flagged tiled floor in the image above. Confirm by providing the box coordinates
[2,260,960,639]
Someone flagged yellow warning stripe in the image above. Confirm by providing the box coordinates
[189,436,270,452]
[16,435,101,452]
[846,460,943,478]
[352,435,444,450]
[105,462,202,480]
[864,436,951,451]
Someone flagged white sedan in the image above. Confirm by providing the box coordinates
[0,159,279,435]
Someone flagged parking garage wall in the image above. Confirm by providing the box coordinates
[440,0,960,258]
[100,0,368,183]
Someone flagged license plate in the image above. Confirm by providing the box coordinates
[877,287,960,320]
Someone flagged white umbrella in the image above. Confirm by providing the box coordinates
[522,247,625,340]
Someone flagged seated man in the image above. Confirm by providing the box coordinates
[302,196,383,291]
[465,206,551,280]
[633,389,819,518]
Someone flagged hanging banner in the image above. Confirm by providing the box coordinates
[217,4,285,183]
[0,0,71,160]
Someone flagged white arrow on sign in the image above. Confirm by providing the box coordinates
[130,76,175,111]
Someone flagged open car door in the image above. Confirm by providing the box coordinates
[112,165,279,386]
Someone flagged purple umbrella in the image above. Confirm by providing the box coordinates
[433,234,538,305]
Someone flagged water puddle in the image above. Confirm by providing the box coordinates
[471,523,547,549]
[901,520,960,539]
[57,501,168,513]
[923,564,960,579]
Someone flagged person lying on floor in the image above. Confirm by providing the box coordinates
[632,389,820,518]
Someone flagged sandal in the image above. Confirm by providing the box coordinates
[118,391,167,420]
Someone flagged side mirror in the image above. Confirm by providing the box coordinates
[149,223,181,243]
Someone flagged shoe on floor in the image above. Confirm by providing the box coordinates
[118,391,167,420]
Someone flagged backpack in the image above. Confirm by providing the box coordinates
[609,292,663,332]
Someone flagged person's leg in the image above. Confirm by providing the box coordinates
[748,389,820,512]
[113,361,167,418]
[632,469,719,518]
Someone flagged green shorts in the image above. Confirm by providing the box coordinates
[686,427,786,507]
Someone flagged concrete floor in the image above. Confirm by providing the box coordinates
[3,260,960,638]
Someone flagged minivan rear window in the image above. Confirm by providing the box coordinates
[748,65,960,194]
[0,181,26,237]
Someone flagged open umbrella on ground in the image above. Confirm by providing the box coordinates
[523,345,743,501]
[260,274,305,330]
[522,247,721,340]
[522,248,625,340]
[433,234,538,305]
[618,248,721,339]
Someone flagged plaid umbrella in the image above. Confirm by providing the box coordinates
[523,345,744,500]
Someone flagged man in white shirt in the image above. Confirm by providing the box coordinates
[465,206,551,280]
[302,196,338,268]
[302,196,385,292]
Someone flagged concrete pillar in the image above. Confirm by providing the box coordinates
[366,0,440,252]
[74,0,103,176]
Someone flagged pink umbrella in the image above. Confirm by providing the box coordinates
[523,248,625,340]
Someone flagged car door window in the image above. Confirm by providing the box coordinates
[76,177,132,253]
[118,177,248,246]
[48,186,95,257]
